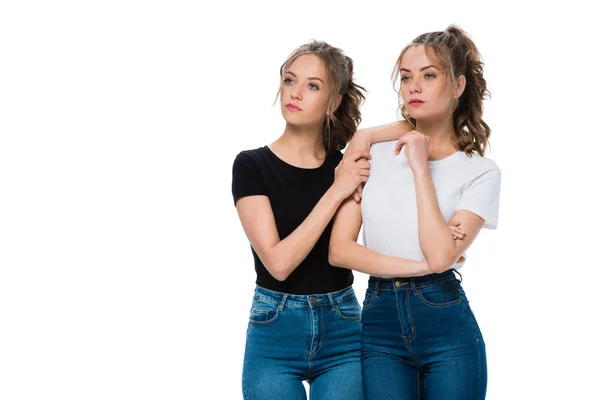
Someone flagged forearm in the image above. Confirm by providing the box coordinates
[414,169,458,272]
[330,239,431,277]
[364,121,413,145]
[268,187,344,280]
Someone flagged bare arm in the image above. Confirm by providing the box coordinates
[236,188,345,281]
[414,170,485,272]
[329,198,432,277]
[235,151,371,281]
[363,120,414,145]
[344,121,412,160]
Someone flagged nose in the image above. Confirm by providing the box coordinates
[290,84,302,101]
[409,77,421,94]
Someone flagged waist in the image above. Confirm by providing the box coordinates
[253,284,356,308]
[368,269,461,291]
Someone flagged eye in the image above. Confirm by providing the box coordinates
[283,77,294,84]
[424,73,436,79]
[400,76,411,82]
[308,83,319,90]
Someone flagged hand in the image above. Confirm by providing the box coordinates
[395,130,429,174]
[344,130,372,201]
[448,217,466,263]
[448,221,465,240]
[333,151,371,201]
[344,129,371,159]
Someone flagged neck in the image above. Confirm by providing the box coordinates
[415,117,458,159]
[274,123,326,158]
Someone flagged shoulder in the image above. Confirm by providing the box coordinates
[458,153,501,190]
[233,146,270,168]
[329,150,343,165]
[461,152,501,175]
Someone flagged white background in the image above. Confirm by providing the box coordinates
[1,1,598,399]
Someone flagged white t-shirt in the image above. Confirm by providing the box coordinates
[361,140,501,270]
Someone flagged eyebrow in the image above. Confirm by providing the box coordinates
[285,71,325,84]
[400,65,442,73]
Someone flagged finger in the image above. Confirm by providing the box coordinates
[350,151,371,161]
[357,160,371,169]
[353,192,360,202]
[450,229,465,238]
[395,136,412,154]
[395,142,405,155]
[357,184,363,198]
[449,228,465,239]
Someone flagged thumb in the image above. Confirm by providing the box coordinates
[395,140,405,155]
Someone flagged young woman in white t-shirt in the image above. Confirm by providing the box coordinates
[329,25,501,399]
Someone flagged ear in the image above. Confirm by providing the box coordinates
[334,94,342,111]
[327,95,343,116]
[456,75,466,99]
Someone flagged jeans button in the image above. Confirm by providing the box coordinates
[310,296,318,304]
[395,281,401,288]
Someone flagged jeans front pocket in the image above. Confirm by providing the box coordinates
[334,295,362,320]
[362,288,376,311]
[417,280,462,308]
[249,296,280,325]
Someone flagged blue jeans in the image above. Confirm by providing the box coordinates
[361,270,487,399]
[242,285,363,400]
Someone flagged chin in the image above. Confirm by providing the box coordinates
[281,111,306,125]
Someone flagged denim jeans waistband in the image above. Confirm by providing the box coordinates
[253,285,356,309]
[368,269,462,291]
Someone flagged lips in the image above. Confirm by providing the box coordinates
[408,99,424,105]
[286,103,302,111]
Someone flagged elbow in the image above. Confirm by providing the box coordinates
[426,253,455,274]
[271,270,290,282]
[264,256,291,282]
[270,264,291,282]
[328,241,344,267]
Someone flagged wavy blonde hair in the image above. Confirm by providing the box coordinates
[392,25,491,156]
[277,40,366,152]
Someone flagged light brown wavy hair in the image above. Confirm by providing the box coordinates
[277,40,366,152]
[392,25,491,156]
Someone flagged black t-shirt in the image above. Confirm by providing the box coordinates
[232,146,353,295]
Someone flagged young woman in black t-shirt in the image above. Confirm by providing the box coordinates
[232,41,370,399]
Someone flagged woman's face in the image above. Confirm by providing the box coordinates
[399,45,463,122]
[280,54,334,128]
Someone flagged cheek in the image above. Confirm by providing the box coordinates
[306,93,329,114]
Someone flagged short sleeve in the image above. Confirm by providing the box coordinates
[232,151,267,205]
[458,165,501,229]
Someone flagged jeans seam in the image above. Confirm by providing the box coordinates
[362,290,375,310]
[472,322,481,400]
[404,341,421,369]
[460,302,482,345]
[404,290,416,342]
[417,292,463,308]
[248,310,280,325]
[394,290,406,339]
[415,281,463,308]
[314,307,324,356]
